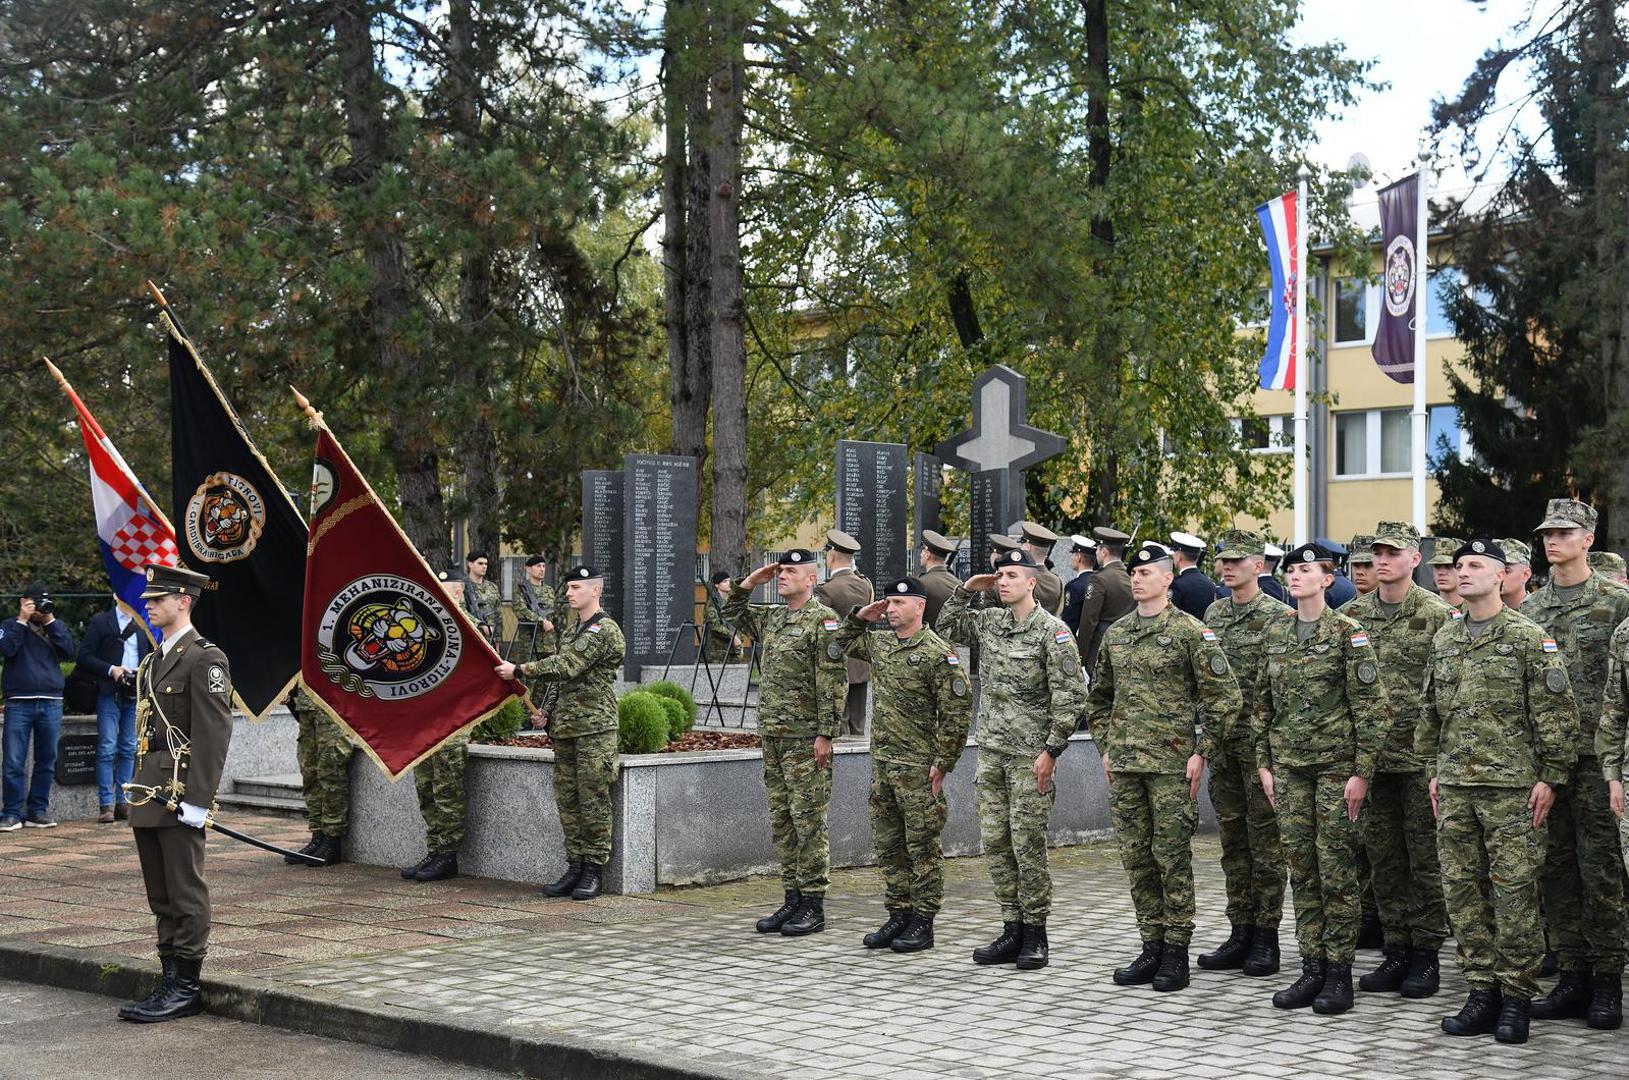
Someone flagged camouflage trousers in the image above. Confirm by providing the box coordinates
[1438,784,1546,998]
[1364,769,1447,950]
[413,735,468,854]
[1541,756,1629,972]
[1207,734,1285,928]
[870,760,949,917]
[553,730,618,865]
[1276,766,1364,964]
[763,736,831,896]
[1108,772,1198,947]
[295,706,354,839]
[975,750,1055,924]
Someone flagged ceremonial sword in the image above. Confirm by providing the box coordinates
[122,783,327,866]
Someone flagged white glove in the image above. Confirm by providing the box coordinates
[177,802,209,829]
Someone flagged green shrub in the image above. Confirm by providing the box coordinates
[471,696,526,743]
[654,695,688,743]
[617,692,670,754]
[645,680,697,736]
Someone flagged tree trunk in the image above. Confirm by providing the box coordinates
[947,269,984,350]
[1083,0,1118,525]
[664,0,710,468]
[332,0,447,563]
[707,4,748,574]
[684,9,715,470]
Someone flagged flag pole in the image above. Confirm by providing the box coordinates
[1410,154,1430,532]
[1293,165,1310,545]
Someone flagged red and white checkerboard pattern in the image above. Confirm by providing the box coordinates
[110,514,179,572]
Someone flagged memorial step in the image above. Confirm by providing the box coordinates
[231,773,304,800]
[214,791,306,817]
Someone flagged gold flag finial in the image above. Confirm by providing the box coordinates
[290,385,324,429]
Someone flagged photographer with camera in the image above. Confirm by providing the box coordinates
[0,584,77,830]
[78,596,153,823]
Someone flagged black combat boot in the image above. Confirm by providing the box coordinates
[309,834,343,866]
[1539,950,1559,978]
[117,955,176,1020]
[287,833,320,865]
[1272,958,1327,1009]
[1242,926,1281,976]
[1531,970,1592,1020]
[1442,988,1502,1035]
[863,909,911,949]
[756,890,800,933]
[1356,913,1384,950]
[890,914,935,953]
[413,850,458,881]
[1587,972,1623,1030]
[543,860,582,898]
[571,863,603,900]
[1313,963,1354,1015]
[1015,924,1049,970]
[1152,946,1190,992]
[973,922,1023,965]
[400,852,433,879]
[780,894,825,936]
[1495,995,1531,1044]
[1399,947,1440,998]
[125,956,203,1023]
[1359,946,1410,993]
[1197,924,1253,971]
[1113,941,1164,986]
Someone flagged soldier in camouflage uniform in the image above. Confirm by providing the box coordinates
[1348,535,1377,598]
[515,555,559,662]
[497,565,624,901]
[1499,539,1533,609]
[1429,538,1466,610]
[1197,530,1290,977]
[1589,550,1629,586]
[1524,499,1629,1028]
[400,569,476,883]
[1086,545,1242,993]
[725,549,846,937]
[286,684,354,867]
[1252,543,1389,1015]
[1420,538,1579,1044]
[938,547,1088,971]
[1345,522,1453,999]
[702,571,743,662]
[462,552,503,642]
[1600,606,1629,882]
[836,578,972,953]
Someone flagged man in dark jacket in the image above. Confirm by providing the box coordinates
[79,598,155,822]
[1,583,76,830]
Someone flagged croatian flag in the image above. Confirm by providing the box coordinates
[48,361,179,641]
[1255,190,1299,390]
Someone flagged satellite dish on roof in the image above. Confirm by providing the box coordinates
[1346,152,1372,188]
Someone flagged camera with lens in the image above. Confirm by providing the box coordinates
[36,598,54,616]
[117,668,137,690]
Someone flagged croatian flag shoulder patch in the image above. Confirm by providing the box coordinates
[822,619,839,631]
[946,654,959,666]
[1542,638,1558,653]
[1200,627,1217,642]
[586,623,603,634]
[1055,630,1073,644]
[1350,633,1369,648]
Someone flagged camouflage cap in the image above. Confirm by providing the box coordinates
[1372,520,1421,550]
[1215,529,1265,559]
[1427,536,1464,566]
[1347,535,1376,565]
[1588,550,1627,576]
[1499,538,1532,566]
[1535,497,1598,533]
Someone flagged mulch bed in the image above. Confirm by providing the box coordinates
[479,730,761,753]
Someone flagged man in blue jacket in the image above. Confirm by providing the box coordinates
[1,584,77,830]
[79,597,153,823]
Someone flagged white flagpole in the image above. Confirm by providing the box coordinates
[1293,166,1310,545]
[1410,155,1430,531]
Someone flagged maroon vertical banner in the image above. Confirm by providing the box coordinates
[1372,173,1420,384]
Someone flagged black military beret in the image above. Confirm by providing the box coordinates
[885,577,928,599]
[1282,542,1332,566]
[564,565,601,581]
[778,548,816,565]
[1453,537,1508,565]
[524,554,547,567]
[996,548,1040,569]
[1128,545,1174,569]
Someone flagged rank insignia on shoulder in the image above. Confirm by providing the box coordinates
[1349,633,1369,648]
[1055,630,1072,644]
[945,654,959,666]
[1200,627,1217,642]
[822,619,839,631]
[1542,638,1558,652]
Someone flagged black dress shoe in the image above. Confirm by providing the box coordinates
[1442,988,1502,1036]
[1313,963,1354,1015]
[1356,914,1384,950]
[1015,924,1049,970]
[1399,947,1440,998]
[1242,926,1280,976]
[1273,958,1326,1009]
[1197,924,1253,971]
[1152,946,1190,992]
[1531,970,1592,1020]
[117,955,175,1021]
[544,861,583,897]
[1359,946,1410,993]
[890,914,935,953]
[1113,941,1164,986]
[864,909,911,949]
[1495,996,1530,1044]
[122,957,203,1023]
[288,833,320,866]
[1587,972,1622,1030]
[413,850,458,881]
[756,891,800,933]
[780,895,825,936]
[973,922,1023,965]
[571,863,603,900]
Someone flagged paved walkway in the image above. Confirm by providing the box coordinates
[1,814,1622,1078]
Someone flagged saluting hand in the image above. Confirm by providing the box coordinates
[740,563,778,589]
[855,599,888,622]
[963,574,998,592]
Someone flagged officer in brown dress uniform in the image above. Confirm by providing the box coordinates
[817,529,875,737]
[919,530,962,630]
[1077,526,1135,678]
[1020,522,1066,616]
[117,564,234,1024]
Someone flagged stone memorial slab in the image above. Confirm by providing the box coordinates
[581,470,626,624]
[835,440,907,586]
[622,454,698,679]
[913,451,943,554]
[968,469,1015,569]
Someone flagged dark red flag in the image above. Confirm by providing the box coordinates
[299,414,516,778]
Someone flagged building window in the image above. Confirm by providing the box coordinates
[1380,408,1411,473]
[1428,404,1474,467]
[1234,414,1291,454]
[1334,407,1415,478]
[1335,412,1369,476]
[1334,277,1372,345]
